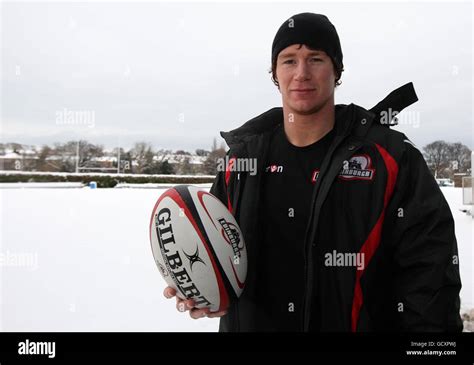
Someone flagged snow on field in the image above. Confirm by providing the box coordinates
[0,182,85,189]
[0,187,219,332]
[0,185,472,331]
[440,187,474,312]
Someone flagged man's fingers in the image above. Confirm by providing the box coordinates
[176,297,195,312]
[166,287,220,317]
[189,308,209,319]
[207,310,227,318]
[176,300,187,312]
[165,285,227,318]
[184,299,195,309]
[163,287,176,299]
[189,308,227,319]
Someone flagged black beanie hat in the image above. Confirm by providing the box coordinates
[271,13,343,71]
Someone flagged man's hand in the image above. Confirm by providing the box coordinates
[163,286,227,319]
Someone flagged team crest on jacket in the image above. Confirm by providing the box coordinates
[338,154,375,181]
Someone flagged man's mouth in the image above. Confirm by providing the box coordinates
[291,88,316,94]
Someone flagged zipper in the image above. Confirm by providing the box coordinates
[301,139,364,331]
[232,132,272,331]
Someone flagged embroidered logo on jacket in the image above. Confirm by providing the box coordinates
[338,155,375,181]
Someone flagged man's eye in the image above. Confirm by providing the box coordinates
[283,60,295,64]
[311,57,323,62]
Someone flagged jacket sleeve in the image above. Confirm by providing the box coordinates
[209,150,235,211]
[387,142,462,332]
[210,166,228,207]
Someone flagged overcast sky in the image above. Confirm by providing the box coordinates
[1,1,472,151]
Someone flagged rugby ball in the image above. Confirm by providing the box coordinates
[149,185,247,312]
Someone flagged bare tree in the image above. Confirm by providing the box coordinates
[130,142,154,173]
[180,157,194,175]
[203,147,226,175]
[78,141,104,166]
[423,141,450,178]
[7,142,23,153]
[37,145,53,171]
[195,149,209,157]
[447,142,471,173]
[53,140,104,171]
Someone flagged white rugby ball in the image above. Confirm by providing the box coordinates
[149,185,247,312]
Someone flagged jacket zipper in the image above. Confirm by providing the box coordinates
[232,135,271,331]
[301,139,364,331]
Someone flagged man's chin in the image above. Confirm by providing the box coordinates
[290,103,323,116]
[287,95,334,115]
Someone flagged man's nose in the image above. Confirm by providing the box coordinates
[294,61,311,81]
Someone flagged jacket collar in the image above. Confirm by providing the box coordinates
[220,82,418,148]
[220,104,370,148]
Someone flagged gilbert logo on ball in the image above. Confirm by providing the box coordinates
[149,185,247,312]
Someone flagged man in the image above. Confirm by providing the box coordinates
[164,12,462,332]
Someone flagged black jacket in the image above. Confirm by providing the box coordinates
[210,83,463,332]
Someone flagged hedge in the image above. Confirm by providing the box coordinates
[0,173,215,188]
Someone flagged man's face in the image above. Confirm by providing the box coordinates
[275,44,337,115]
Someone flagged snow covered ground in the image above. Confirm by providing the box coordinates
[0,185,472,331]
[0,186,219,332]
[440,187,474,313]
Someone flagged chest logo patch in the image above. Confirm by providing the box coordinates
[265,164,283,173]
[338,154,375,181]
